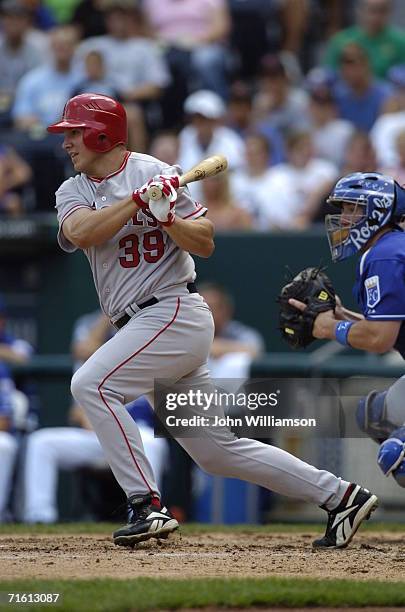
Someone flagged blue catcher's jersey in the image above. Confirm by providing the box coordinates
[353,229,405,358]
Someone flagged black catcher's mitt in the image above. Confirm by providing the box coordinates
[278,266,336,349]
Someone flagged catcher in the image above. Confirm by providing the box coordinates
[280,172,405,488]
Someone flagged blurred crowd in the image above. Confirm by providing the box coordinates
[1,0,405,229]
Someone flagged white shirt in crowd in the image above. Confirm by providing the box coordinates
[230,168,278,229]
[371,111,405,167]
[312,119,354,168]
[178,125,245,200]
[256,159,338,229]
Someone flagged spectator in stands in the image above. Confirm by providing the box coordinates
[0,144,32,217]
[0,292,34,522]
[383,64,405,113]
[306,74,354,168]
[0,0,48,125]
[230,133,276,229]
[258,130,338,230]
[71,0,106,39]
[227,81,285,166]
[178,89,245,200]
[332,42,392,132]
[226,81,253,137]
[0,363,17,523]
[12,25,81,132]
[340,130,378,175]
[371,65,405,167]
[142,0,231,101]
[253,54,310,136]
[229,0,311,78]
[72,49,118,98]
[77,1,169,150]
[324,0,405,79]
[23,310,168,523]
[0,295,33,367]
[78,1,169,104]
[21,0,57,30]
[202,173,252,231]
[41,0,79,24]
[199,282,265,380]
[379,128,405,185]
[148,131,179,167]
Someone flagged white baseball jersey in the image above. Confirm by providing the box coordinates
[55,152,207,318]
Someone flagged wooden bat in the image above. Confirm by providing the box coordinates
[147,154,228,201]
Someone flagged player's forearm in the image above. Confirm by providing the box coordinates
[316,318,397,353]
[67,197,139,248]
[164,217,215,258]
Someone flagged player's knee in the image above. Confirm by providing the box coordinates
[378,426,405,487]
[356,390,394,442]
[71,365,95,404]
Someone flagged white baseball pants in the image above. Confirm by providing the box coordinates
[71,293,349,511]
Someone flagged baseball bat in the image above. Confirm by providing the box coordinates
[147,154,228,201]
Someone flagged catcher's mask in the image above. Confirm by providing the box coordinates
[325,172,405,262]
[47,93,127,153]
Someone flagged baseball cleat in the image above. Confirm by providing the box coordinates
[313,483,378,549]
[113,493,179,547]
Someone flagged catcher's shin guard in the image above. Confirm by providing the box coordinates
[356,390,396,443]
[113,493,179,547]
[313,483,378,549]
[378,426,405,487]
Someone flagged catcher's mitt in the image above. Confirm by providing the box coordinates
[278,266,336,349]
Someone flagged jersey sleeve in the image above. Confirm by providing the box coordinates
[164,164,208,220]
[362,259,405,320]
[55,178,93,253]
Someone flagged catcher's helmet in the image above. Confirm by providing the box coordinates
[47,93,127,153]
[325,172,405,262]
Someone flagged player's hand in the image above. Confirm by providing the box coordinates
[132,175,179,226]
[288,298,337,340]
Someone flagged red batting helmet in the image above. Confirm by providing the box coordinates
[47,93,127,153]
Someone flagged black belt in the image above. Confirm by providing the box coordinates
[114,282,198,330]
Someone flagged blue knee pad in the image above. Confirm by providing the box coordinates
[378,426,405,488]
[356,390,396,443]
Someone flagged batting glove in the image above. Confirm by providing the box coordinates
[132,175,180,226]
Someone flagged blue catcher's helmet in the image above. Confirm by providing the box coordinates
[325,172,405,262]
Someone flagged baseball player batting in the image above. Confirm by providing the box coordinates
[47,93,377,549]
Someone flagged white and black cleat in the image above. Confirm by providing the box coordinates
[113,493,179,547]
[313,483,378,549]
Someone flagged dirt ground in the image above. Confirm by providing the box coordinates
[1,530,405,581]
